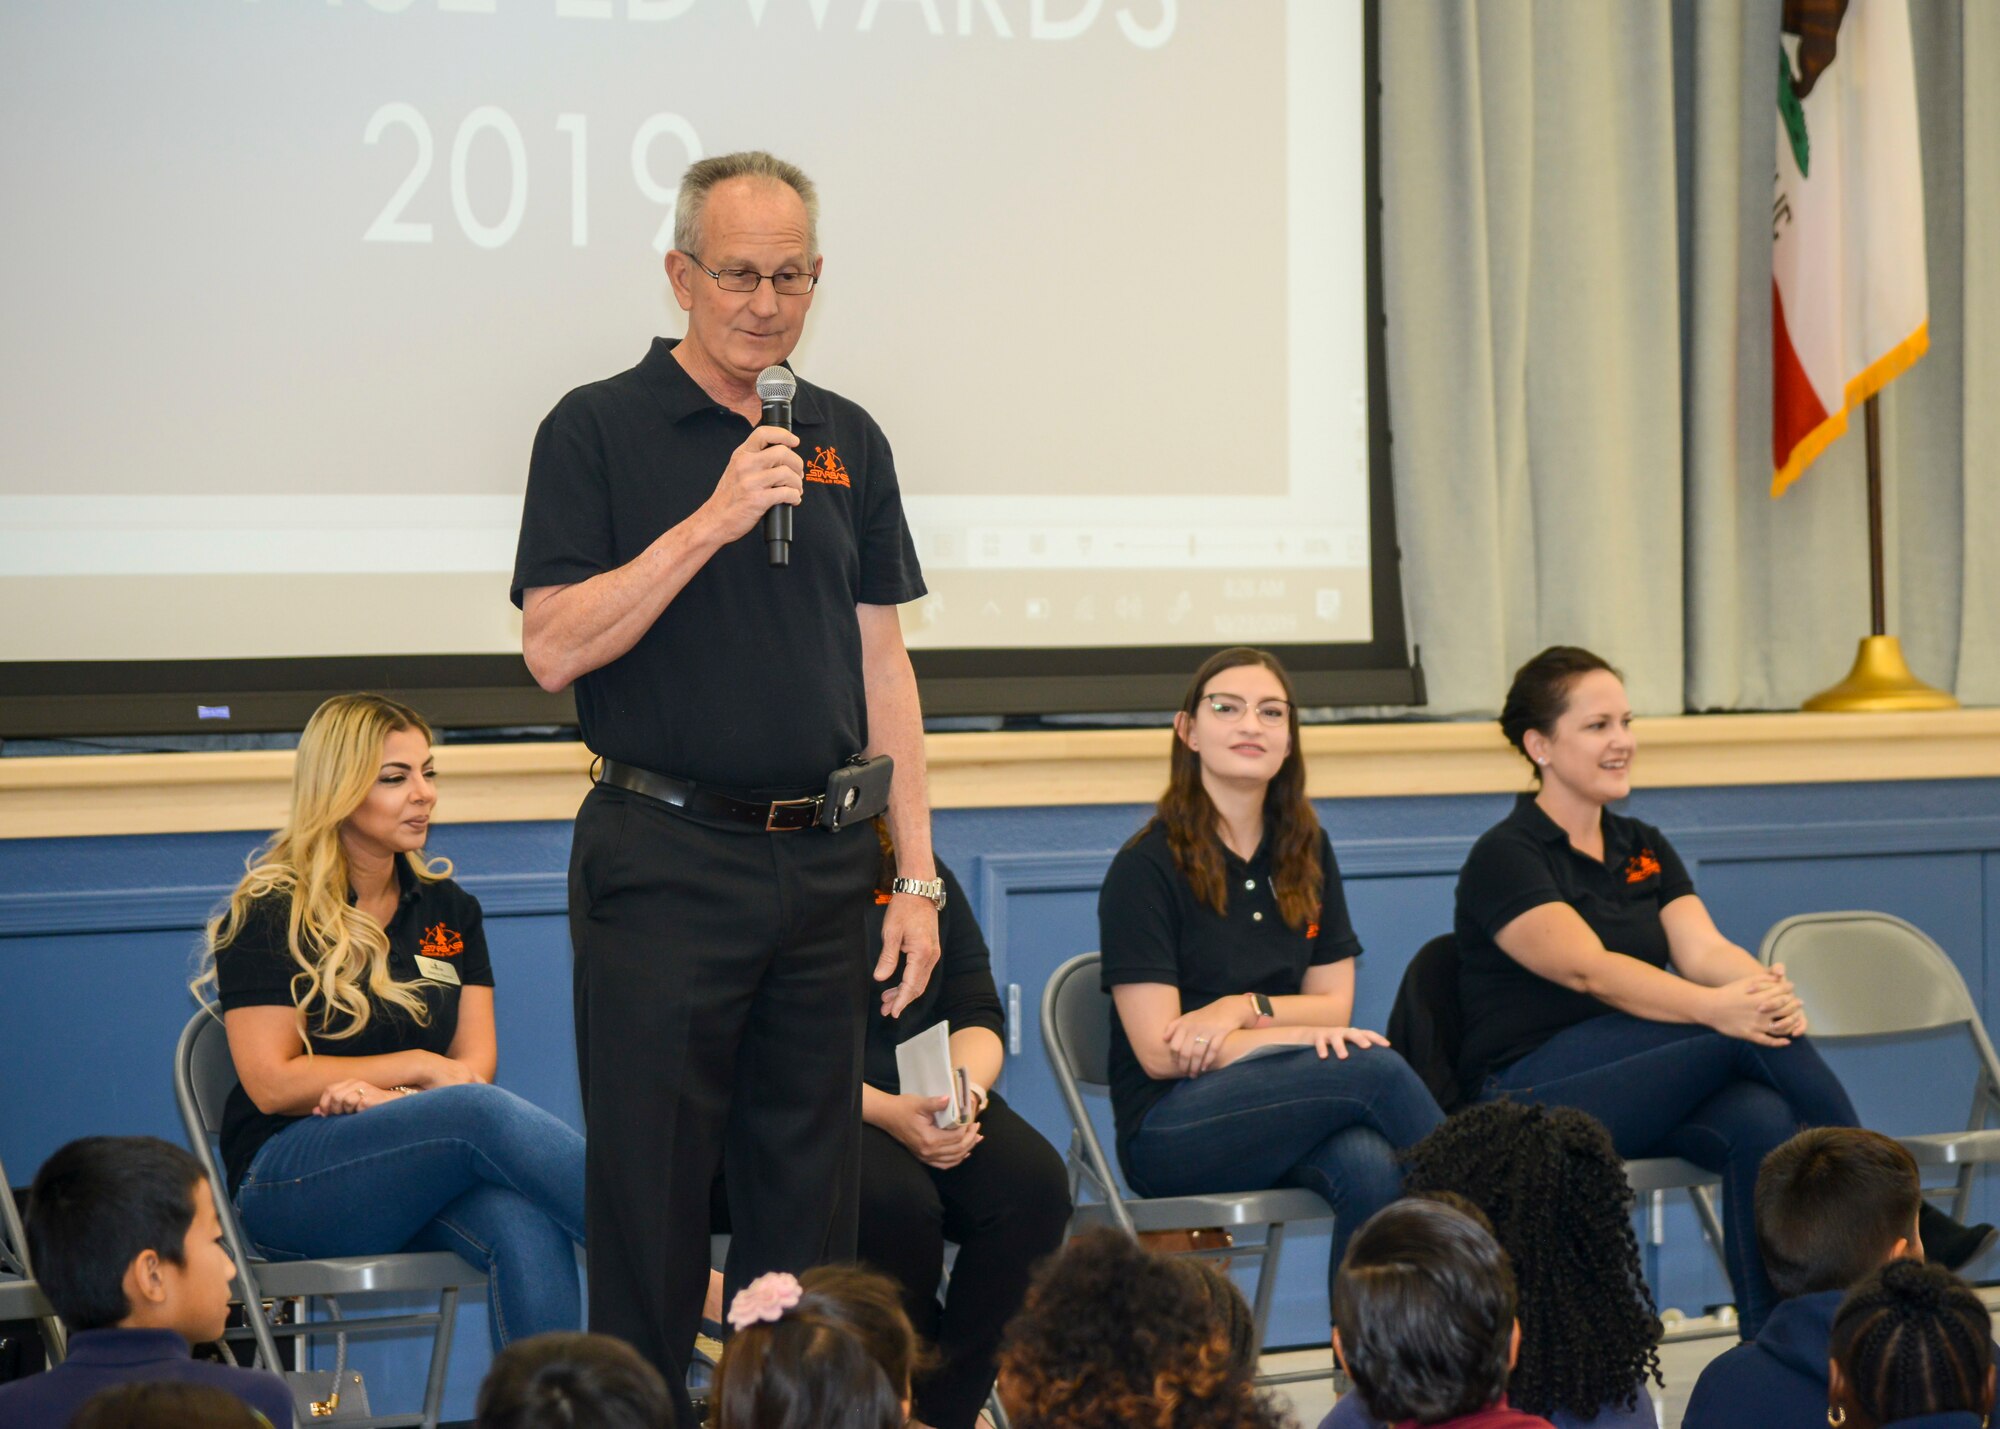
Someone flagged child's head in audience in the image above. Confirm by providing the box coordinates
[67,1382,266,1429]
[1757,1127,1922,1302]
[26,1135,235,1343]
[713,1264,916,1429]
[475,1332,674,1429]
[1829,1258,1994,1428]
[1403,1101,1661,1419]
[1332,1199,1519,1426]
[998,1227,1284,1429]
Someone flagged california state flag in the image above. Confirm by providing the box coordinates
[1771,0,1928,496]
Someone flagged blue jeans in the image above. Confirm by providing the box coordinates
[1122,1045,1445,1312]
[235,1083,587,1352]
[1480,1012,1858,1337]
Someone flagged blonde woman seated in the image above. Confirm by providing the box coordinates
[196,693,585,1351]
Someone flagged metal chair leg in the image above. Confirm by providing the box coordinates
[421,1286,461,1429]
[1248,1221,1287,1360]
[1688,1186,1731,1282]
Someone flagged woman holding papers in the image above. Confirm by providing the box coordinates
[1097,648,1444,1310]
[858,841,1071,1429]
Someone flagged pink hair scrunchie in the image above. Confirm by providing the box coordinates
[727,1271,803,1331]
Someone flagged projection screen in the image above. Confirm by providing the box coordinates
[0,0,1413,734]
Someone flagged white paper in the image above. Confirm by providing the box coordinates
[894,1021,962,1128]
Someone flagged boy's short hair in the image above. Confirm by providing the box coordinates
[68,1382,265,1429]
[26,1137,207,1332]
[1333,1199,1518,1425]
[475,1332,673,1429]
[1755,1128,1922,1301]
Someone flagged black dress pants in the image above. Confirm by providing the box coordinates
[568,784,878,1423]
[855,1092,1072,1429]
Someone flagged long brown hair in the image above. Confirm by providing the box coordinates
[1141,647,1322,930]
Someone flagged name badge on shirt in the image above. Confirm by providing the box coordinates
[416,955,461,985]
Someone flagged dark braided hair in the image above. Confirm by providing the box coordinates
[1831,1258,1993,1426]
[1402,1101,1663,1420]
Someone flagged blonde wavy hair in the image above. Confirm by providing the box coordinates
[195,693,451,1041]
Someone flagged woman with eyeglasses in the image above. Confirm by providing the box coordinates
[1097,647,1444,1310]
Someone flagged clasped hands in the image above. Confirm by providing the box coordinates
[310,1054,485,1117]
[1708,962,1808,1046]
[1163,995,1388,1078]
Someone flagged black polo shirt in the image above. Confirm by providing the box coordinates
[863,861,1005,1093]
[1454,793,1695,1091]
[1097,820,1362,1171]
[510,338,926,795]
[212,859,494,1193]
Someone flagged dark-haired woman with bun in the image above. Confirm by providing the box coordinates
[1454,647,1991,1339]
[1829,1259,1995,1429]
[1097,647,1443,1310]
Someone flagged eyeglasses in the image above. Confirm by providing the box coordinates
[1199,694,1292,727]
[678,251,819,295]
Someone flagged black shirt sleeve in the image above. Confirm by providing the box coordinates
[453,896,496,989]
[1097,835,1185,990]
[929,863,1003,1038]
[511,392,614,607]
[852,413,926,607]
[213,896,303,1010]
[1311,830,1364,965]
[1458,826,1569,943]
[1651,827,1697,906]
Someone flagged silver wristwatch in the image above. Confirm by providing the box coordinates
[890,876,947,911]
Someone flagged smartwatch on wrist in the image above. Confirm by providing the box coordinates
[1247,992,1275,1026]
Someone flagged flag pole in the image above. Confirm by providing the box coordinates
[1801,394,1958,710]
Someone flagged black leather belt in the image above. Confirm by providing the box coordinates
[597,758,825,832]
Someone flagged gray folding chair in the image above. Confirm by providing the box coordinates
[1761,911,2000,1220]
[174,1010,487,1429]
[0,1147,65,1367]
[1041,953,1335,1386]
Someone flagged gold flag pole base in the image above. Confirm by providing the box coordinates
[1801,635,1960,712]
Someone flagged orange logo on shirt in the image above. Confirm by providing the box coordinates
[419,923,464,958]
[874,890,893,906]
[1305,922,1320,940]
[804,445,851,487]
[1625,850,1662,885]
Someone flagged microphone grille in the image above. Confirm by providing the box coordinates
[756,366,797,402]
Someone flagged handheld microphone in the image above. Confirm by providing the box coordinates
[756,365,798,567]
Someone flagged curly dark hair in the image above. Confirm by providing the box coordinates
[1831,1258,1994,1426]
[997,1228,1287,1429]
[1402,1101,1662,1420]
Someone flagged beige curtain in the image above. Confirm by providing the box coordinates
[1377,0,2000,717]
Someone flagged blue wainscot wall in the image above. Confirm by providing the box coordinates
[5,776,1999,1419]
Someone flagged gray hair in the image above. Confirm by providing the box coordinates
[673,151,820,259]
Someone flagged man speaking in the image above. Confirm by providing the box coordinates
[510,151,942,1412]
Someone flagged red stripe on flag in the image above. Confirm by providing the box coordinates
[1772,279,1828,471]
